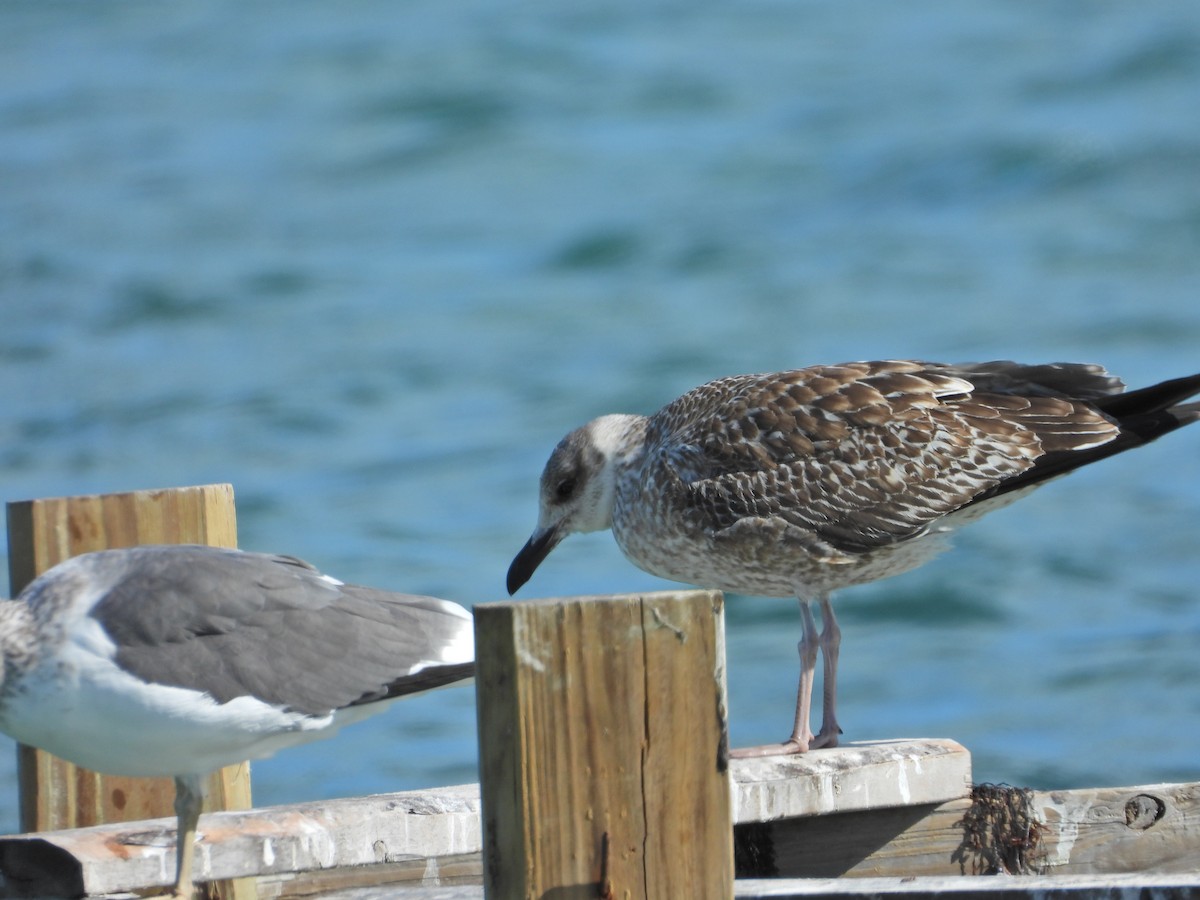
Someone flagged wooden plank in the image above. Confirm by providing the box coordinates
[2,778,1198,895]
[731,739,972,880]
[259,852,481,899]
[0,738,969,896]
[1035,783,1200,875]
[0,740,958,898]
[731,739,972,820]
[304,888,485,900]
[237,872,1200,900]
[735,799,971,879]
[735,782,1200,880]
[4,483,252,900]
[0,784,481,897]
[732,873,1200,897]
[473,590,733,900]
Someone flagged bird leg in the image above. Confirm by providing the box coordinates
[786,596,821,751]
[809,594,842,749]
[168,775,205,900]
[730,596,821,758]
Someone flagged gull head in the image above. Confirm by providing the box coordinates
[507,414,643,595]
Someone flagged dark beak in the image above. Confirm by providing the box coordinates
[506,526,561,595]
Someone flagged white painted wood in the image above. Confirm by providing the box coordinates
[731,738,973,821]
[0,784,480,897]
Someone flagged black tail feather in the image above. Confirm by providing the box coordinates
[1095,372,1200,420]
[978,372,1200,504]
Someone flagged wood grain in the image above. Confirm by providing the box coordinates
[474,589,732,900]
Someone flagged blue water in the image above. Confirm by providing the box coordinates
[2,1,1200,834]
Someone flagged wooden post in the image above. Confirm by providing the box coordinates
[475,589,733,900]
[5,483,255,900]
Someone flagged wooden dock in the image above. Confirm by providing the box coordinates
[1,740,972,895]
[1,750,1198,896]
[3,485,1198,898]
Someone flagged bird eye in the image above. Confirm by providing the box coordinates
[554,477,577,500]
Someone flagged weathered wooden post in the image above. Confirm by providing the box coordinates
[5,483,254,900]
[475,589,733,900]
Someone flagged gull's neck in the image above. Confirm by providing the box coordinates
[587,414,649,469]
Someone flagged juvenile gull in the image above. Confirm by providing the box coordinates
[0,544,474,899]
[507,360,1200,756]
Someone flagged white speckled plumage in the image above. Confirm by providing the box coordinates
[508,360,1200,756]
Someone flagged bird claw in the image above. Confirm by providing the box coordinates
[809,729,840,750]
[729,738,811,758]
[730,720,842,757]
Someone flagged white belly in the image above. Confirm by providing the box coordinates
[0,649,354,778]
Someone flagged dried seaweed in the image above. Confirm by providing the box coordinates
[956,782,1046,875]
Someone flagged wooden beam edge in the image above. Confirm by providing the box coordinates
[0,785,481,896]
[732,872,1200,897]
[3,765,1197,894]
[218,872,1200,900]
[731,738,973,820]
[0,738,971,898]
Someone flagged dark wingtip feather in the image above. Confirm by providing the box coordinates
[1096,372,1200,419]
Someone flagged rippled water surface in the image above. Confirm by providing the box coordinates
[2,1,1200,832]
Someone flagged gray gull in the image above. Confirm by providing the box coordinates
[0,544,474,898]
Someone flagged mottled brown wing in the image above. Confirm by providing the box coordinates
[655,360,1122,556]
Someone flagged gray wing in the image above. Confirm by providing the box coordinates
[87,545,473,716]
[656,360,1124,557]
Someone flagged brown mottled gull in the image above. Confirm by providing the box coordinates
[507,360,1200,756]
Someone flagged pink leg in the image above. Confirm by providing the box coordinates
[143,775,204,900]
[731,597,820,758]
[810,594,842,748]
